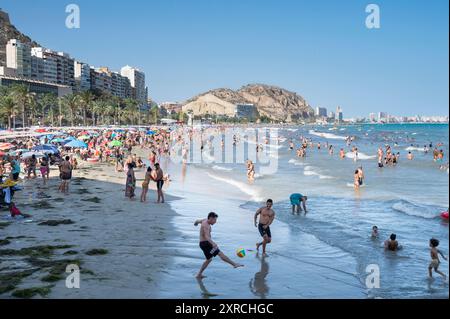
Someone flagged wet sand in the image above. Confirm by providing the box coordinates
[0,158,180,299]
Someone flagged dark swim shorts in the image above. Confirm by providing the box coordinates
[156,180,164,190]
[258,223,272,238]
[199,241,220,260]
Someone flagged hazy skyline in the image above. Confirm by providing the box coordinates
[1,0,449,117]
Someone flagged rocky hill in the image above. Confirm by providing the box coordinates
[183,84,314,122]
[0,9,40,66]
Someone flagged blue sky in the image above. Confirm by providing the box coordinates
[1,0,448,116]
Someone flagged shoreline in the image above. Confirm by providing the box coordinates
[0,156,183,299]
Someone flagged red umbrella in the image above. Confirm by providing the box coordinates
[0,143,14,150]
[0,151,6,156]
[35,128,47,133]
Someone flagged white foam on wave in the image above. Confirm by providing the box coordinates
[206,173,263,202]
[309,130,347,140]
[288,159,306,166]
[286,128,298,132]
[405,146,425,152]
[392,201,439,219]
[212,165,233,171]
[303,166,334,179]
[345,152,376,160]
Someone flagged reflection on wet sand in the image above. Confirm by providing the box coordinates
[197,278,219,298]
[249,254,270,299]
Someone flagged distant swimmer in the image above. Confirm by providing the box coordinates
[289,140,294,150]
[328,145,334,155]
[384,233,401,251]
[407,151,414,160]
[339,148,345,159]
[194,212,244,279]
[247,160,255,180]
[254,199,276,257]
[371,226,379,238]
[290,193,308,215]
[428,238,447,280]
[354,170,360,189]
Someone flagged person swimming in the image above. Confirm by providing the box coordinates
[384,233,400,251]
[371,226,379,238]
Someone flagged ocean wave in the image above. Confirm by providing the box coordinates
[392,200,442,220]
[405,146,425,152]
[309,130,347,140]
[206,173,264,202]
[304,166,334,179]
[288,159,306,166]
[212,165,233,171]
[345,152,376,160]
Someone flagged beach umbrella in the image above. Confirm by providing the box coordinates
[109,140,122,147]
[0,143,15,150]
[35,128,47,133]
[0,151,6,156]
[65,140,88,148]
[138,128,147,132]
[21,151,45,159]
[63,136,76,144]
[78,135,90,140]
[32,145,59,155]
[8,149,28,156]
[51,138,66,143]
[146,130,156,135]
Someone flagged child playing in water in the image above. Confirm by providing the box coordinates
[371,226,379,238]
[428,238,447,280]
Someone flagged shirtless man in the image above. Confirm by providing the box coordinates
[194,212,243,278]
[254,199,276,257]
[384,233,401,251]
[152,163,165,203]
[58,156,73,194]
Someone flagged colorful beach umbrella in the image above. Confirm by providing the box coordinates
[0,143,15,150]
[109,140,122,147]
[78,135,90,140]
[65,140,88,148]
[146,130,156,135]
[32,145,59,154]
[51,138,66,143]
[21,151,45,159]
[8,149,28,156]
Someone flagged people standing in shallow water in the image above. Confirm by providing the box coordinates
[194,212,244,279]
[153,163,165,203]
[255,199,276,257]
[290,193,308,215]
[384,233,401,251]
[428,238,447,280]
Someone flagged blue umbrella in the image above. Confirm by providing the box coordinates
[32,144,59,154]
[146,130,156,135]
[51,138,66,143]
[65,140,88,148]
[63,136,76,144]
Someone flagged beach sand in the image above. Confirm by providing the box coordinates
[0,157,180,299]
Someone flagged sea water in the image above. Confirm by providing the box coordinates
[156,123,449,299]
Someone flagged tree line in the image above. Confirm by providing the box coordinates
[0,84,164,129]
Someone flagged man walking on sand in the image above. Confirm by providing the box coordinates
[254,199,276,257]
[194,212,243,279]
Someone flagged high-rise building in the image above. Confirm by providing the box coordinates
[74,61,91,92]
[31,47,58,83]
[336,106,343,122]
[315,107,327,117]
[369,113,376,122]
[6,39,31,78]
[328,111,335,120]
[120,65,147,105]
[90,67,131,99]
[31,48,74,87]
[378,112,387,122]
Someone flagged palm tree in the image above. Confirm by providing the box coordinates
[62,94,81,126]
[91,100,106,126]
[79,91,95,126]
[124,99,139,125]
[150,105,160,124]
[10,84,30,128]
[0,95,18,129]
[39,93,58,126]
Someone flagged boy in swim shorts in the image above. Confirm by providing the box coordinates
[428,238,447,279]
